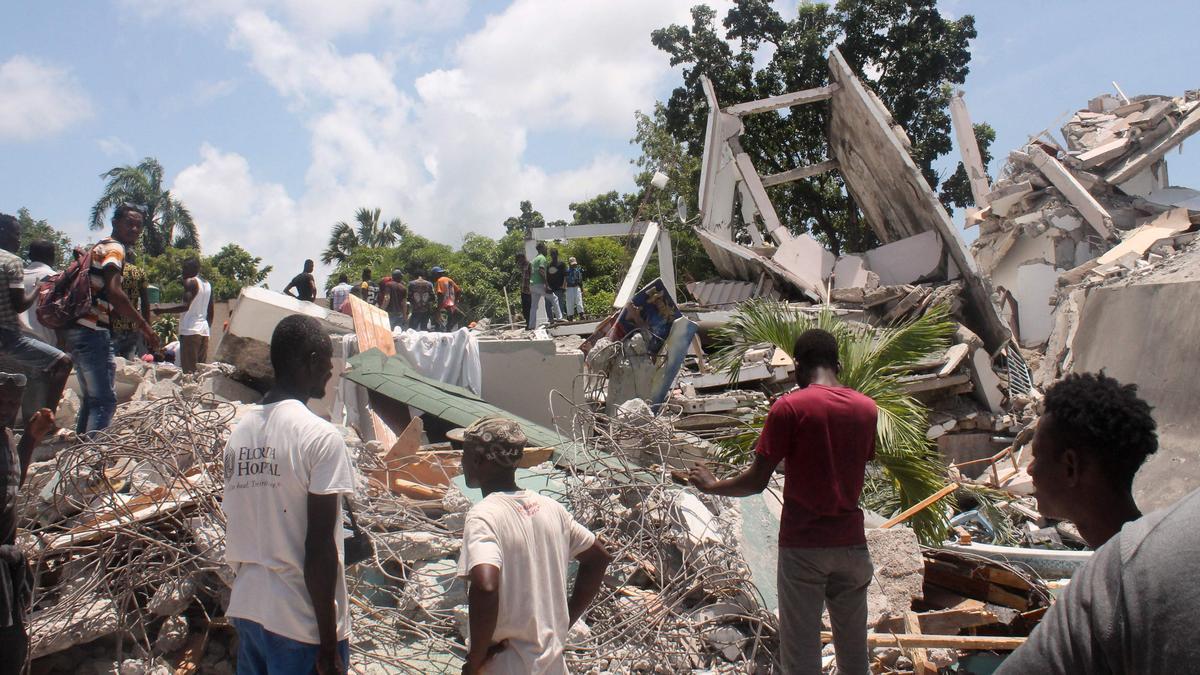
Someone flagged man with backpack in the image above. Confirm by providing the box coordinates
[0,214,72,434]
[58,204,160,434]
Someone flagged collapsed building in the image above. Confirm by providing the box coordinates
[12,48,1199,674]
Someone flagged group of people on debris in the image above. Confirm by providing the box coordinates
[3,205,1198,674]
[285,260,467,332]
[1,204,218,670]
[517,242,586,330]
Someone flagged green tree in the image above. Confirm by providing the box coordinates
[90,157,199,256]
[322,207,411,265]
[939,121,996,210]
[15,208,73,268]
[651,0,977,255]
[568,191,637,225]
[143,244,272,302]
[711,301,957,544]
[502,200,546,234]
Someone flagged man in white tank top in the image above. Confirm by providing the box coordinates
[179,257,213,373]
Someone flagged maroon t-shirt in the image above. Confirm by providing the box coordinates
[756,384,877,548]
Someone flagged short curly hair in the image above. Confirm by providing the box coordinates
[792,328,840,371]
[1043,372,1157,488]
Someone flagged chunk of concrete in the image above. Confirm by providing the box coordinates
[968,348,1005,413]
[375,531,460,563]
[405,559,467,613]
[1077,137,1131,169]
[863,231,943,286]
[771,233,835,294]
[865,527,924,627]
[833,254,870,289]
[1014,262,1059,348]
[29,596,121,658]
[1029,147,1113,239]
[986,181,1033,217]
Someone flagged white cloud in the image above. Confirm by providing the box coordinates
[0,56,93,142]
[171,143,300,287]
[124,0,468,39]
[165,0,731,285]
[97,135,136,159]
[194,79,239,105]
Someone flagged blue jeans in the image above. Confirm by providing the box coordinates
[232,618,350,675]
[0,327,68,421]
[63,327,116,434]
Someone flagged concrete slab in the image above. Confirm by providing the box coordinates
[476,337,584,429]
[771,233,834,297]
[833,254,870,289]
[863,231,943,286]
[1015,262,1060,347]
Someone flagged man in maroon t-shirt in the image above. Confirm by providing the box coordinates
[690,328,877,674]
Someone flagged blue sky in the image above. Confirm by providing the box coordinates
[1,0,1197,289]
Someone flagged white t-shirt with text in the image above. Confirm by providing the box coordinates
[457,490,596,674]
[222,399,356,644]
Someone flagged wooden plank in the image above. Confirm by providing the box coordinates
[825,632,1026,650]
[761,159,839,187]
[724,84,838,116]
[924,561,1030,610]
[349,294,399,449]
[904,611,938,675]
[880,483,959,529]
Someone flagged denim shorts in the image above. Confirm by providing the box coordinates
[0,327,66,374]
[231,618,350,675]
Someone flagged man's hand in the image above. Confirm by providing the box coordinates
[463,641,507,674]
[140,323,161,353]
[688,462,719,493]
[315,644,344,675]
[25,408,55,445]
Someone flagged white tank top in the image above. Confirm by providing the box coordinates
[180,276,212,336]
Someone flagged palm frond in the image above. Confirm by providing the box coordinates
[708,299,957,544]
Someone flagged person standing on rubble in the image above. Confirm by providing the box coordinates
[107,253,151,361]
[20,239,59,347]
[177,258,213,374]
[457,416,612,674]
[515,253,532,328]
[406,269,435,331]
[545,249,566,322]
[328,274,353,315]
[0,217,73,434]
[285,259,319,303]
[431,266,464,332]
[0,372,55,673]
[689,328,877,675]
[527,242,551,329]
[564,256,584,320]
[222,315,355,675]
[378,269,408,330]
[352,268,379,307]
[67,204,160,434]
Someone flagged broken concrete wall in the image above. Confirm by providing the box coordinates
[1069,277,1200,512]
[826,49,1010,351]
[476,337,585,429]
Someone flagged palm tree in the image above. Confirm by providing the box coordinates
[90,157,199,257]
[321,207,410,265]
[709,300,958,544]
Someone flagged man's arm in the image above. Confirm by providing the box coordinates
[466,564,502,673]
[283,277,298,298]
[568,541,612,626]
[690,452,778,497]
[207,291,215,326]
[304,492,345,675]
[8,288,33,313]
[104,267,159,350]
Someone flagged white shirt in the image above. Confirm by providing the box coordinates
[222,399,356,643]
[179,276,211,337]
[457,491,596,674]
[329,283,353,313]
[20,262,56,343]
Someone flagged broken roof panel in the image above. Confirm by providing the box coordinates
[344,348,564,450]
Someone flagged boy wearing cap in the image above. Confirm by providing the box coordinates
[457,417,611,674]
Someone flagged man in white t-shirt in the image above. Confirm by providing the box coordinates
[178,258,213,374]
[19,239,57,345]
[457,417,611,674]
[222,314,355,674]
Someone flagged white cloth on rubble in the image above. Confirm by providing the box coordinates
[392,326,482,396]
[457,490,596,674]
[222,399,356,644]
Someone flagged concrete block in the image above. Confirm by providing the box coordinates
[1015,262,1059,347]
[1077,137,1130,169]
[476,337,585,428]
[865,527,924,627]
[863,231,942,286]
[968,348,1004,413]
[771,233,835,293]
[986,181,1033,217]
[832,254,870,289]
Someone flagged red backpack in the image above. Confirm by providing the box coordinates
[36,247,95,329]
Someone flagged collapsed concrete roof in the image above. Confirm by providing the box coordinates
[694,48,1011,352]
